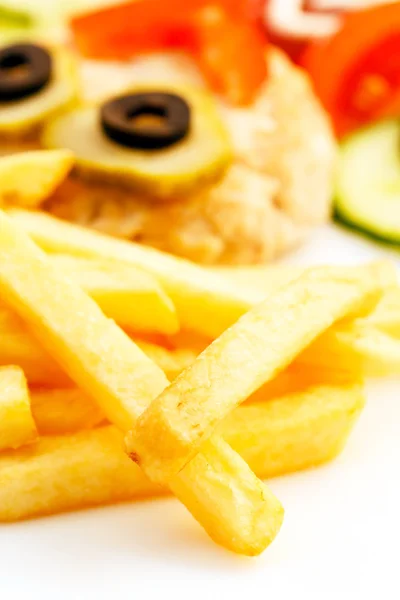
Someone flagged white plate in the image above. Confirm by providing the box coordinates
[1,223,400,599]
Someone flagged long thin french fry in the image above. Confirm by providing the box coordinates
[297,323,400,377]
[359,287,400,337]
[50,254,178,335]
[0,366,37,450]
[31,388,105,435]
[0,309,71,386]
[0,210,283,556]
[0,150,73,208]
[8,209,261,338]
[0,384,364,522]
[128,266,382,484]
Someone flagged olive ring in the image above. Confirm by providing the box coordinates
[0,43,52,102]
[100,92,191,151]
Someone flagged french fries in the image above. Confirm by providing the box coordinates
[0,366,37,450]
[127,266,383,484]
[0,150,74,208]
[298,323,400,377]
[31,388,105,435]
[135,340,198,382]
[8,209,261,338]
[213,264,303,297]
[0,206,398,556]
[214,261,398,300]
[0,308,71,386]
[0,210,283,556]
[0,311,193,385]
[360,287,400,337]
[0,383,364,522]
[222,383,365,477]
[50,254,179,334]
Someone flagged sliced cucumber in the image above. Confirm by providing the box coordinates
[335,119,400,244]
[0,45,79,136]
[41,83,232,198]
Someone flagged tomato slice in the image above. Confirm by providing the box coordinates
[192,7,267,105]
[301,4,400,136]
[70,0,253,59]
[70,0,267,106]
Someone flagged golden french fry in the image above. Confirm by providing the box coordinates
[0,311,191,385]
[213,265,304,297]
[0,150,73,208]
[223,383,365,477]
[0,308,71,386]
[28,364,353,435]
[215,261,397,299]
[362,287,400,338]
[127,266,382,484]
[50,254,178,335]
[298,323,400,377]
[0,427,162,521]
[248,363,358,404]
[0,366,37,450]
[0,210,283,556]
[31,388,105,435]
[166,330,210,353]
[135,340,198,382]
[9,209,261,338]
[0,383,364,522]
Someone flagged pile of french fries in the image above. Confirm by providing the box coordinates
[0,152,399,556]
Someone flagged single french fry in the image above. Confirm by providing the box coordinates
[247,363,358,404]
[222,383,365,477]
[0,383,364,522]
[214,261,398,300]
[297,323,400,377]
[213,265,304,297]
[135,340,198,382]
[0,210,283,556]
[0,309,71,386]
[361,287,400,338]
[50,254,179,335]
[9,209,261,338]
[31,388,105,435]
[0,366,37,450]
[0,150,73,208]
[128,266,383,484]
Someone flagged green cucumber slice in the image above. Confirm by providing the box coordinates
[335,119,400,244]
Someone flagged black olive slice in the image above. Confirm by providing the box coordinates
[100,92,191,150]
[0,43,52,102]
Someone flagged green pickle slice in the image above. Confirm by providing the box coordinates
[41,83,233,198]
[0,45,79,136]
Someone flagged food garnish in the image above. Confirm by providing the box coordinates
[70,0,267,106]
[335,119,400,244]
[42,83,232,197]
[100,92,191,151]
[0,44,78,136]
[301,4,400,136]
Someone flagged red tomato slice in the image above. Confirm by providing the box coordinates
[301,4,400,136]
[192,8,267,105]
[70,0,267,106]
[70,0,252,59]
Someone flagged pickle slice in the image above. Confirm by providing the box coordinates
[0,45,79,137]
[41,83,232,197]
